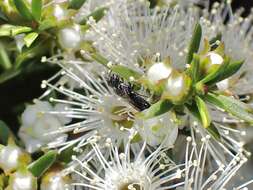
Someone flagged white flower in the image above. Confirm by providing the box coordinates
[135,112,178,147]
[40,56,180,152]
[40,167,73,190]
[18,100,70,153]
[200,1,253,94]
[182,130,250,190]
[86,0,199,72]
[6,169,37,190]
[69,140,185,190]
[0,141,30,174]
[40,63,142,152]
[58,26,82,50]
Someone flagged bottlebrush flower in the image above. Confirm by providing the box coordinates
[182,127,250,190]
[40,59,178,152]
[68,139,185,190]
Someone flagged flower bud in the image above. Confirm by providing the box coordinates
[147,58,173,85]
[162,70,192,104]
[58,26,81,50]
[0,140,31,174]
[40,166,72,190]
[6,169,37,190]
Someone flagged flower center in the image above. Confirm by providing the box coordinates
[111,106,134,129]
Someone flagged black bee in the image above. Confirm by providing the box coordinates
[107,74,150,111]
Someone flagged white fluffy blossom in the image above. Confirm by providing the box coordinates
[69,140,185,190]
[18,100,70,153]
[40,59,178,152]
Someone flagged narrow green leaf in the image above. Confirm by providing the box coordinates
[195,96,211,128]
[217,60,244,82]
[28,150,57,177]
[0,9,8,21]
[68,0,87,9]
[11,26,33,36]
[186,103,221,140]
[206,123,221,140]
[190,54,200,83]
[31,0,42,21]
[111,65,142,81]
[199,57,229,85]
[90,52,108,66]
[0,120,11,145]
[0,24,14,36]
[209,33,222,45]
[24,32,39,47]
[0,42,12,70]
[38,18,57,31]
[205,93,253,124]
[187,22,202,64]
[138,100,173,119]
[80,7,108,25]
[0,25,32,37]
[13,0,33,20]
[15,38,51,68]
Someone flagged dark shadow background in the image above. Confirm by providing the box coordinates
[0,0,253,132]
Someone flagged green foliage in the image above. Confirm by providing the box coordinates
[111,65,142,81]
[138,100,173,119]
[0,120,11,145]
[68,0,87,10]
[31,0,42,21]
[24,32,39,48]
[187,22,202,64]
[205,93,253,124]
[28,150,57,177]
[80,7,108,25]
[13,0,33,20]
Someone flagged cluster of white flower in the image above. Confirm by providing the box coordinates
[16,0,253,189]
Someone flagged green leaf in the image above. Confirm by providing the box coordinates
[90,52,108,66]
[209,33,222,45]
[137,100,173,119]
[24,32,39,47]
[11,26,33,36]
[195,96,211,128]
[186,103,220,140]
[0,25,32,36]
[13,0,33,20]
[38,18,57,31]
[28,150,57,177]
[68,0,87,9]
[14,38,51,68]
[190,54,200,83]
[111,65,142,81]
[217,60,244,82]
[205,93,253,124]
[0,9,8,21]
[31,0,42,21]
[0,120,11,145]
[199,56,230,85]
[80,7,108,25]
[206,123,221,141]
[0,25,14,36]
[0,42,12,70]
[187,22,202,64]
